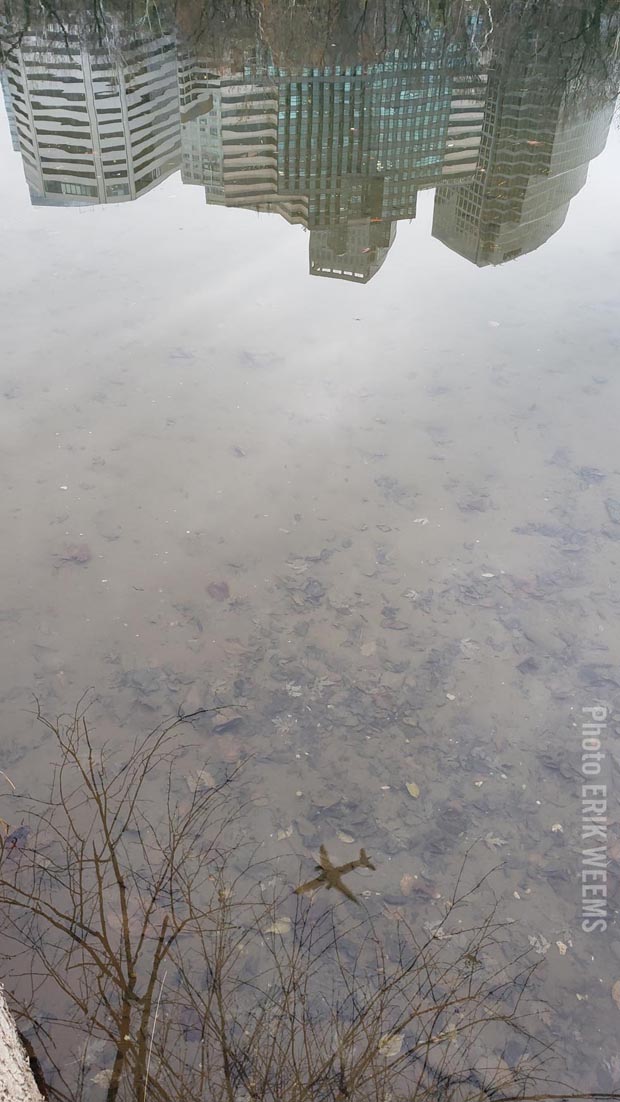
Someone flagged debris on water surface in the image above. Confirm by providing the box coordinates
[207,581,230,601]
[406,782,420,799]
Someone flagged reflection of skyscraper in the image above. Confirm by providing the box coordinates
[179,65,307,221]
[1,67,20,150]
[309,219,396,283]
[1,9,616,279]
[177,39,486,280]
[275,44,485,231]
[180,67,277,205]
[431,46,614,265]
[3,29,181,205]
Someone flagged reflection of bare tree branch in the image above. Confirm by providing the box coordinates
[1,0,618,118]
[0,701,599,1102]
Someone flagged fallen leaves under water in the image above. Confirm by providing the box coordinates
[265,917,291,935]
[400,873,416,896]
[185,768,216,793]
[207,581,230,601]
[54,543,92,567]
[378,1032,403,1058]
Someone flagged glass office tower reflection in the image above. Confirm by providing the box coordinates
[1,11,616,277]
[2,27,180,205]
[431,32,614,265]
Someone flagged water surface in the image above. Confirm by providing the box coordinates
[1,4,620,1095]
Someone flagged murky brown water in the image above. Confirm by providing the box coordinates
[1,4,620,1096]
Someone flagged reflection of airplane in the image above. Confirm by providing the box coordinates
[295,845,376,903]
[0,13,616,278]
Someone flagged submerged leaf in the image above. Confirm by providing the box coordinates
[400,873,416,896]
[484,833,508,849]
[528,933,550,956]
[406,782,420,799]
[207,581,230,601]
[378,1032,403,1058]
[265,917,291,935]
[185,768,216,793]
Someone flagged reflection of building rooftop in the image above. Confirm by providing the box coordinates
[3,30,180,205]
[310,218,397,283]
